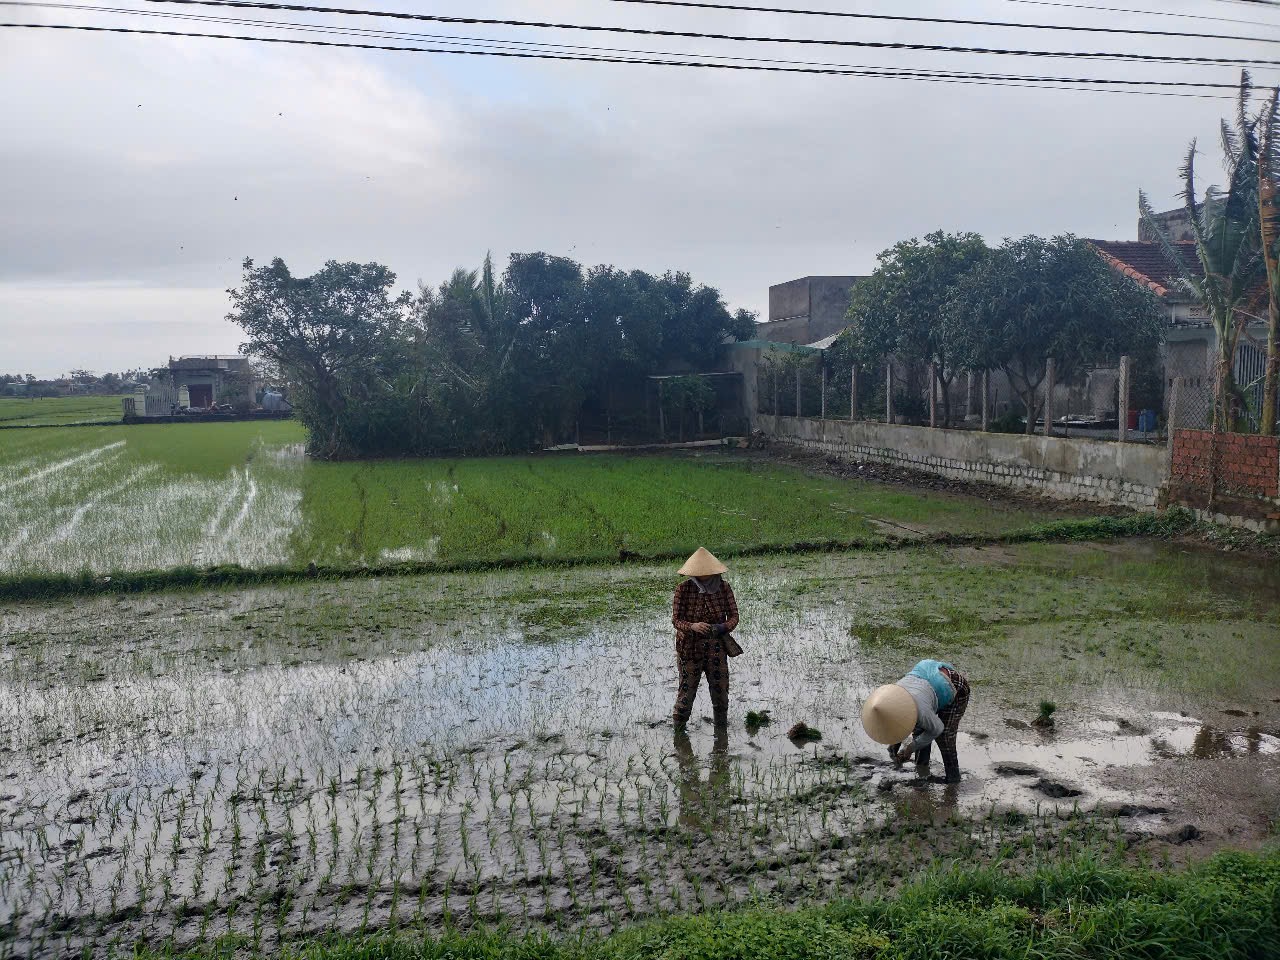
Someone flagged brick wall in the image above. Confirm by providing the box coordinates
[1170,429,1280,501]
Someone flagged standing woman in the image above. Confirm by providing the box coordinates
[671,548,741,729]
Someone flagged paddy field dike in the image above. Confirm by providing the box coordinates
[1,419,1277,959]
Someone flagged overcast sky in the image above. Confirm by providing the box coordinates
[2,0,1277,377]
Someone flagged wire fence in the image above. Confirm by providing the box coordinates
[753,349,1279,519]
[755,353,1175,443]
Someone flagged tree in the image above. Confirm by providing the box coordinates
[227,257,412,458]
[648,272,754,370]
[839,231,988,426]
[947,235,1165,434]
[660,375,716,440]
[1141,79,1267,433]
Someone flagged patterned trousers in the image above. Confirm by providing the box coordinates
[917,672,970,782]
[673,636,729,726]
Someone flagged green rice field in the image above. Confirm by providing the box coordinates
[0,395,124,427]
[0,422,1068,580]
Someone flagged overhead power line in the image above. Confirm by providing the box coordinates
[594,0,1275,43]
[0,21,1246,98]
[977,0,1280,29]
[116,0,1280,68]
[13,1,1266,89]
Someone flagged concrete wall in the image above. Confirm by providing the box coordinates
[755,315,813,345]
[763,276,859,344]
[758,414,1169,511]
[768,278,810,324]
[1138,208,1194,243]
[808,277,859,341]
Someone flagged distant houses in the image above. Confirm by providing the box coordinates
[747,208,1272,430]
[166,355,254,410]
[758,276,863,347]
[126,355,290,419]
[1088,208,1270,422]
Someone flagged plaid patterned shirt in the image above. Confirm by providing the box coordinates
[672,579,739,645]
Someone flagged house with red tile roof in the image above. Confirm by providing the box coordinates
[1087,208,1272,430]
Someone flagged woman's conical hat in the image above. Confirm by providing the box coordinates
[678,547,728,577]
[861,684,918,744]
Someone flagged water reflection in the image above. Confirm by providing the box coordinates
[1156,724,1280,760]
[894,780,961,822]
[672,726,731,830]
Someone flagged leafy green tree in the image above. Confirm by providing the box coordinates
[229,251,754,457]
[227,257,412,458]
[660,375,717,440]
[947,235,1165,434]
[838,231,988,426]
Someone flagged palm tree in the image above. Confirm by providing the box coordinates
[1141,75,1266,433]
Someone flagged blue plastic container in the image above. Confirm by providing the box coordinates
[1138,409,1156,432]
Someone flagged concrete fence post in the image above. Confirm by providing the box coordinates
[657,379,666,441]
[928,362,937,428]
[1043,357,1055,438]
[1118,355,1131,443]
[965,370,974,421]
[981,370,989,431]
[886,362,894,423]
[795,365,802,418]
[1167,376,1179,452]
[820,359,827,421]
[772,368,778,416]
[850,365,858,421]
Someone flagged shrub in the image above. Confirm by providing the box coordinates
[988,410,1026,434]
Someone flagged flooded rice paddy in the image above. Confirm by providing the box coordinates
[1,539,1278,957]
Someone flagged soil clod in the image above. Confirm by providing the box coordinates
[994,763,1041,777]
[1032,779,1084,799]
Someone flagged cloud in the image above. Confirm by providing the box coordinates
[0,0,1262,375]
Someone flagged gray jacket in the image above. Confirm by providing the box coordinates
[898,674,944,751]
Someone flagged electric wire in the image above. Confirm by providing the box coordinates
[15,0,1280,86]
[99,0,1280,68]
[592,0,1275,44]
[1,20,1246,97]
[968,0,1280,29]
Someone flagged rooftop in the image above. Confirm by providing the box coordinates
[1088,240,1268,309]
[1086,241,1201,299]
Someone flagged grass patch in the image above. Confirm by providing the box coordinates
[0,395,124,427]
[149,849,1280,960]
[0,511,1199,602]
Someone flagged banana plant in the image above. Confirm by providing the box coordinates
[1141,72,1267,433]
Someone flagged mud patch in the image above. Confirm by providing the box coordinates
[1,538,1277,958]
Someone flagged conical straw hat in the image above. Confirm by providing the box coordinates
[678,547,728,577]
[861,684,918,744]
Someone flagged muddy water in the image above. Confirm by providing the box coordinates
[0,541,1277,957]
